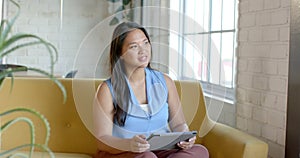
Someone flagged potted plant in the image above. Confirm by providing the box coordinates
[107,0,134,25]
[0,0,66,157]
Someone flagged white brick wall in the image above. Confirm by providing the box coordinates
[5,0,108,76]
[237,0,290,158]
[205,97,236,127]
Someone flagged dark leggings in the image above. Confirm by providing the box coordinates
[94,144,209,158]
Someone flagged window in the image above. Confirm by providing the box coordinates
[0,0,4,64]
[0,0,3,19]
[169,0,237,102]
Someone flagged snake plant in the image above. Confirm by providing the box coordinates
[0,108,55,158]
[0,0,66,157]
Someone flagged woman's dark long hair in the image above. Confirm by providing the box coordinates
[109,22,151,126]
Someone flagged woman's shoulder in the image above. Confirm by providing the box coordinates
[147,67,174,85]
[98,78,113,90]
[162,73,175,86]
[96,81,109,96]
[96,79,113,99]
[95,81,115,114]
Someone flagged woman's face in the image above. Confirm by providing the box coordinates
[120,29,151,70]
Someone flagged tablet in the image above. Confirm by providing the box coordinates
[146,131,197,150]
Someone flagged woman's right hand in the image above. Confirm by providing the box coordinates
[129,135,150,153]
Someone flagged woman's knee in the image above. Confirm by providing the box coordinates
[192,144,209,158]
[135,151,157,158]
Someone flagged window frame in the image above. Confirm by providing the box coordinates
[0,0,5,64]
[169,0,237,103]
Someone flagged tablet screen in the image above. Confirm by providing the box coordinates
[146,131,197,150]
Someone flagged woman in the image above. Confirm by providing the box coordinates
[93,22,209,158]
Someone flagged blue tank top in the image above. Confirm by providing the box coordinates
[105,68,170,138]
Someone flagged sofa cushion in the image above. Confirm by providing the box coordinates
[52,152,92,158]
[0,151,92,158]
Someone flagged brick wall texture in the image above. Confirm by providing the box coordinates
[237,0,290,157]
[6,0,108,76]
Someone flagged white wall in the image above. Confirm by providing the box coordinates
[237,0,290,157]
[5,0,109,77]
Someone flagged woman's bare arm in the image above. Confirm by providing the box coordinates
[93,82,129,154]
[93,82,149,154]
[163,75,189,132]
[163,75,197,149]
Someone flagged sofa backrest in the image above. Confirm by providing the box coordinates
[0,77,209,155]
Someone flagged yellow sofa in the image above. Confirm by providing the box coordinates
[0,77,268,158]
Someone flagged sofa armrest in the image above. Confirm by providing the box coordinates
[201,123,268,158]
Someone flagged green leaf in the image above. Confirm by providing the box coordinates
[0,0,58,74]
[109,17,120,25]
[0,33,58,74]
[0,107,51,146]
[1,34,57,60]
[0,0,65,101]
[0,67,67,103]
[0,144,55,158]
[0,107,53,157]
[123,0,131,5]
[126,9,134,21]
[0,0,21,45]
[1,117,36,155]
[0,20,8,43]
[116,5,125,12]
[1,40,51,59]
[107,0,121,2]
[0,1,65,157]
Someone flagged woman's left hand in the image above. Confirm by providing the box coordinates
[177,136,196,150]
